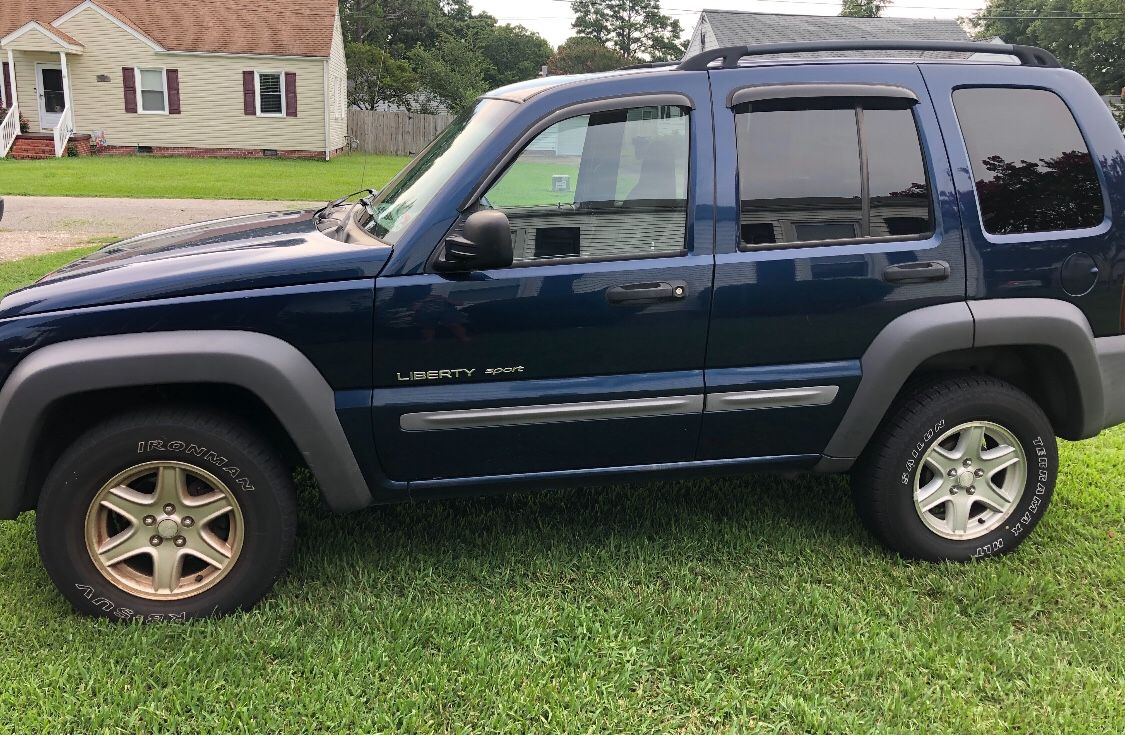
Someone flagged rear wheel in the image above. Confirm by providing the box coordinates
[37,407,296,620]
[853,375,1057,561]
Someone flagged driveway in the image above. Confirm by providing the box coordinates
[0,195,321,261]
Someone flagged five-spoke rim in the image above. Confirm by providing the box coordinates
[84,461,244,600]
[913,421,1027,541]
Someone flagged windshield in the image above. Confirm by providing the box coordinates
[363,98,514,244]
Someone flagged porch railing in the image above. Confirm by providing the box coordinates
[0,103,18,159]
[53,105,74,158]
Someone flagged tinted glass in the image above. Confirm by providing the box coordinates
[953,87,1104,235]
[865,108,932,238]
[485,105,690,263]
[736,103,932,247]
[738,108,862,246]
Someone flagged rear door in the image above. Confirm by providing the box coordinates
[698,63,966,461]
[371,90,716,481]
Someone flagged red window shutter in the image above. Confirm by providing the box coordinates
[122,67,137,113]
[167,69,181,114]
[243,71,255,115]
[285,72,297,117]
[1,63,11,108]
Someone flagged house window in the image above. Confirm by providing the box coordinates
[257,72,284,116]
[136,67,167,114]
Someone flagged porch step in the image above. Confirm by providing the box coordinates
[8,134,92,159]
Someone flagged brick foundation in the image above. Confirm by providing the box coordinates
[95,145,339,159]
[9,134,93,160]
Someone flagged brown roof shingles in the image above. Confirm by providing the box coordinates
[1,0,337,58]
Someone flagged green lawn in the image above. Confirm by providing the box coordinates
[0,251,1123,732]
[0,154,410,201]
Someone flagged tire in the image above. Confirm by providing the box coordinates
[852,375,1058,561]
[36,406,297,621]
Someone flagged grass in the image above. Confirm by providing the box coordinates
[0,154,410,201]
[0,250,1123,733]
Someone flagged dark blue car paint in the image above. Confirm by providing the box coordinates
[0,59,1121,511]
[920,65,1125,337]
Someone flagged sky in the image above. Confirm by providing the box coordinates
[469,0,988,48]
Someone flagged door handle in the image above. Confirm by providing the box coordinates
[883,260,950,283]
[606,280,687,304]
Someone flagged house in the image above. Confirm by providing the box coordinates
[0,0,347,159]
[685,10,970,59]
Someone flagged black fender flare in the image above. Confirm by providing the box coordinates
[819,299,1103,470]
[0,330,372,518]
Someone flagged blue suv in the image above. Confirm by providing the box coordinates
[1,41,1123,620]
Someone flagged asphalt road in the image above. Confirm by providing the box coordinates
[0,196,321,261]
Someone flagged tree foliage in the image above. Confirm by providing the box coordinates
[342,0,552,112]
[345,43,418,110]
[548,36,626,75]
[839,0,891,17]
[971,0,1125,94]
[570,0,685,62]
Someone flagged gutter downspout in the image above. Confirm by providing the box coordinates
[323,59,330,161]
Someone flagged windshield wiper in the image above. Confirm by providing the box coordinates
[317,189,377,216]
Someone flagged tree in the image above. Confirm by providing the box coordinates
[407,35,493,112]
[343,0,554,113]
[971,0,1125,94]
[570,0,685,62]
[839,0,891,17]
[346,43,419,110]
[548,36,625,74]
[480,24,553,87]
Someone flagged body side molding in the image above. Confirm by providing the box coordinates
[0,330,372,518]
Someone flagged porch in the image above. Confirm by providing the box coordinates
[0,21,82,158]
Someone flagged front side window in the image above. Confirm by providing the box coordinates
[953,87,1105,235]
[483,104,690,263]
[137,68,166,113]
[257,72,284,116]
[736,99,932,248]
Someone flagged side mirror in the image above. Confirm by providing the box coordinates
[435,210,513,272]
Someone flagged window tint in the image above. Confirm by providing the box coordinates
[953,87,1104,235]
[258,72,283,115]
[138,68,166,113]
[484,105,689,263]
[736,102,932,247]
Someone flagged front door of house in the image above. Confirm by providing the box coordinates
[36,64,65,130]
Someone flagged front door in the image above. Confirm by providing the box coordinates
[698,63,967,460]
[371,95,714,482]
[36,64,65,130]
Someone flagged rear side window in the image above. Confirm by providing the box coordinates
[953,87,1105,235]
[735,100,933,248]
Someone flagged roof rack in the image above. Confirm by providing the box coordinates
[677,41,1061,71]
[617,60,680,71]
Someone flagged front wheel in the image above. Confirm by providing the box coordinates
[852,375,1058,561]
[37,407,297,620]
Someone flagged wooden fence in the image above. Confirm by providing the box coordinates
[347,110,454,156]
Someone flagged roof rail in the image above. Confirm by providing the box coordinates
[677,41,1061,71]
[617,60,680,71]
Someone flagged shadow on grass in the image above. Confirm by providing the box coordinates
[287,471,877,591]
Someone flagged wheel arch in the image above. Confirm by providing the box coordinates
[820,299,1103,470]
[0,331,374,519]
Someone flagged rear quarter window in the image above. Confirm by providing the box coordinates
[953,87,1105,236]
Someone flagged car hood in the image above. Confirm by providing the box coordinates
[0,209,392,318]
